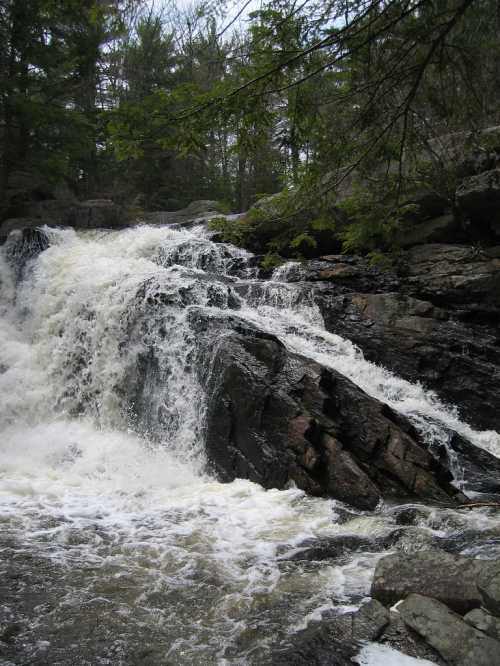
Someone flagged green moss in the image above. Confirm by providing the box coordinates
[260,252,284,271]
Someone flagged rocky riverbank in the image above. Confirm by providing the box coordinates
[273,547,500,665]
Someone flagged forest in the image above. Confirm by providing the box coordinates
[1,0,499,260]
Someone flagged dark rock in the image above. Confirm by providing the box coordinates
[0,200,129,241]
[438,433,500,495]
[379,611,446,664]
[456,168,500,243]
[350,599,390,641]
[271,626,356,666]
[0,217,43,243]
[0,621,22,643]
[389,526,443,554]
[399,593,500,666]
[402,244,500,314]
[371,550,497,613]
[295,254,401,292]
[315,244,500,431]
[192,311,462,509]
[477,569,500,617]
[390,504,431,526]
[66,199,128,229]
[395,214,464,247]
[2,227,50,281]
[405,190,450,220]
[271,600,389,666]
[464,608,500,640]
[282,532,400,562]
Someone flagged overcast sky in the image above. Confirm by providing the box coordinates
[176,0,263,31]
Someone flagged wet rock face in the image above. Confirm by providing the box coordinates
[402,243,500,313]
[371,551,498,614]
[456,168,500,243]
[271,600,389,666]
[141,200,223,227]
[192,312,460,509]
[314,245,500,432]
[440,433,500,495]
[464,608,500,640]
[478,569,500,616]
[2,227,50,282]
[398,594,500,666]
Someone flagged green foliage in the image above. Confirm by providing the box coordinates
[208,186,341,259]
[208,216,248,246]
[215,200,232,215]
[338,187,419,255]
[260,253,284,271]
[3,0,498,244]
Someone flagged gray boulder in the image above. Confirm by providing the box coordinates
[142,200,223,227]
[399,593,500,666]
[464,608,500,640]
[66,199,127,229]
[371,551,497,613]
[379,611,446,664]
[478,569,500,617]
[0,199,129,241]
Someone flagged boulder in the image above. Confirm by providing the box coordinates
[0,199,129,240]
[371,551,497,613]
[191,311,462,509]
[379,611,446,664]
[66,199,127,229]
[293,254,400,292]
[464,608,500,640]
[282,532,400,562]
[456,168,500,243]
[438,433,500,495]
[403,191,450,221]
[0,217,43,244]
[271,600,389,666]
[395,214,464,247]
[402,244,500,312]
[477,569,500,617]
[2,227,50,281]
[398,593,500,666]
[142,200,223,227]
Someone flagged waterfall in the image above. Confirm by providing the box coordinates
[1,222,499,665]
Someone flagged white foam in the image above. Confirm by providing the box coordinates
[354,643,437,665]
[1,221,499,661]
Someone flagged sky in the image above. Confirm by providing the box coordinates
[176,0,263,30]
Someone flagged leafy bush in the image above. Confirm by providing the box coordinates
[337,185,419,255]
[210,188,343,260]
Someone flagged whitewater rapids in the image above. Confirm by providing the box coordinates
[0,223,498,665]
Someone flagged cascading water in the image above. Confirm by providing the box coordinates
[1,222,499,665]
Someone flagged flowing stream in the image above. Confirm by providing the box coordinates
[1,222,499,665]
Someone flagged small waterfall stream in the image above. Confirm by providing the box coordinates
[0,223,499,665]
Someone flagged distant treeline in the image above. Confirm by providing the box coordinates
[1,0,499,213]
